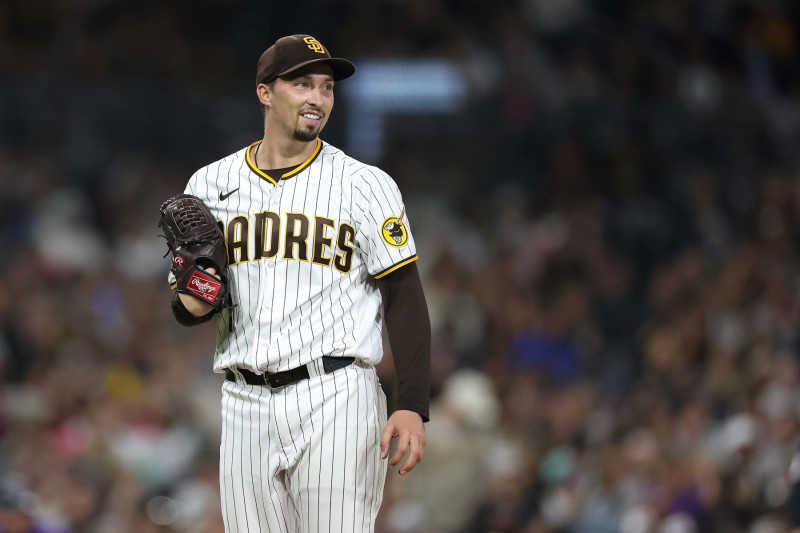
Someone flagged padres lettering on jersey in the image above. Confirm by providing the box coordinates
[178,139,418,374]
[222,210,356,272]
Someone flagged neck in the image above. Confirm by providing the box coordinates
[254,128,319,170]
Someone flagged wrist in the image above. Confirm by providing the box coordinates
[394,409,423,422]
[178,292,215,316]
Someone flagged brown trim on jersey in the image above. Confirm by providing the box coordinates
[259,165,296,182]
[374,255,418,279]
[245,141,276,184]
[245,138,323,184]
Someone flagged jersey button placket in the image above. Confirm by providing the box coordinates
[256,181,281,360]
[261,255,274,307]
[256,187,277,362]
[263,256,274,310]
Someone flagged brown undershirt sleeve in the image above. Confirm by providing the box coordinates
[171,290,216,326]
[376,262,431,422]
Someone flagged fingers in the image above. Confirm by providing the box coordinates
[388,433,409,469]
[399,434,424,475]
[380,423,396,459]
[386,431,426,475]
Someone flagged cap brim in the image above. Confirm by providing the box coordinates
[278,57,356,81]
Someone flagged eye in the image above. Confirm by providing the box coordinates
[296,81,309,88]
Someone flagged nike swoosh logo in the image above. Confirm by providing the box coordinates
[219,188,239,201]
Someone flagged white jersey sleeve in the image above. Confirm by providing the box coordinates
[353,166,418,278]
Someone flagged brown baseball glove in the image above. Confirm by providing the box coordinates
[158,193,229,311]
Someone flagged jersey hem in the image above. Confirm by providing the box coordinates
[373,255,418,279]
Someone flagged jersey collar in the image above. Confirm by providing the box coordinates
[246,139,322,185]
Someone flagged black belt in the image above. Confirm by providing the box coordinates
[225,356,355,389]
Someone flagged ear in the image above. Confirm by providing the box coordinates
[256,83,272,108]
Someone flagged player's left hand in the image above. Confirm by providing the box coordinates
[381,410,426,475]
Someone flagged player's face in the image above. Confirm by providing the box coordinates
[268,63,335,142]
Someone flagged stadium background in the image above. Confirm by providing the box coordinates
[2,0,800,532]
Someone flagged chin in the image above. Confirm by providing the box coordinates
[293,127,320,143]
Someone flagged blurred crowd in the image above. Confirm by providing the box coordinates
[3,0,800,532]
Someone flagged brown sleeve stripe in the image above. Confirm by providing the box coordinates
[373,255,418,279]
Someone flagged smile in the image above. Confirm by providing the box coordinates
[301,112,321,121]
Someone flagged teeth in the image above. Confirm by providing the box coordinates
[302,113,320,120]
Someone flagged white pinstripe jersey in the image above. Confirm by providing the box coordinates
[175,139,418,374]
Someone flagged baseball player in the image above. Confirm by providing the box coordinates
[163,34,430,533]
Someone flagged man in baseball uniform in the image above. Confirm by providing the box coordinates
[167,34,430,533]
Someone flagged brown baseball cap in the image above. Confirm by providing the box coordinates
[256,34,356,85]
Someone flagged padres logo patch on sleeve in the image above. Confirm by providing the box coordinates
[381,206,408,247]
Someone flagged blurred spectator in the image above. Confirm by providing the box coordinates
[383,369,503,532]
[0,480,68,533]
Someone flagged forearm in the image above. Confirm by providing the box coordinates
[172,291,216,326]
[378,263,431,421]
[172,268,218,325]
[178,292,215,316]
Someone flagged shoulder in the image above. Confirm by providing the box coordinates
[185,146,249,196]
[193,146,249,179]
[320,142,396,190]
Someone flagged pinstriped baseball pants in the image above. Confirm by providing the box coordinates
[219,362,388,533]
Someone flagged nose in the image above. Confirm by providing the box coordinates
[305,87,323,105]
